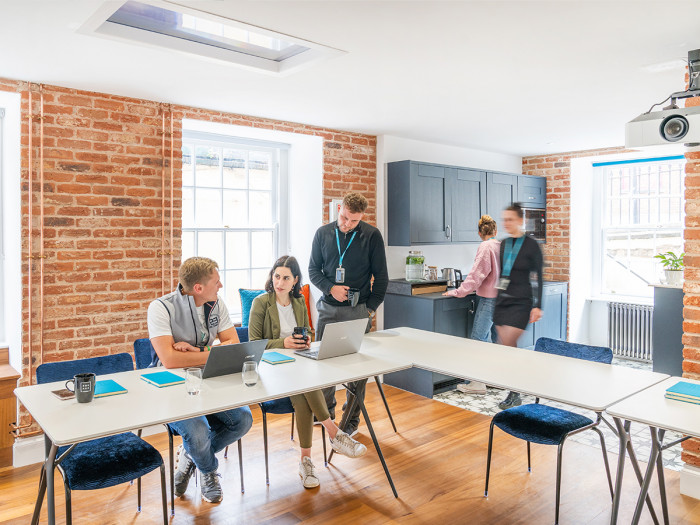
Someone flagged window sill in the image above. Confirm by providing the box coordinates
[586,294,653,306]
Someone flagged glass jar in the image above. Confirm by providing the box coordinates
[405,250,425,281]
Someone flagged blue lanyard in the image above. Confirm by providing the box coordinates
[335,228,357,268]
[502,236,524,278]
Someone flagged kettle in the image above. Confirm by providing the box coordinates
[441,268,463,288]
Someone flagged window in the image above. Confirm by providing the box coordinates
[597,156,685,297]
[181,134,286,321]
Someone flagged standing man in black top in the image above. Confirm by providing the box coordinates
[308,192,389,436]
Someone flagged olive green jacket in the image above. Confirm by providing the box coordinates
[248,292,311,349]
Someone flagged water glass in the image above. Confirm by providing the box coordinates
[185,367,202,396]
[242,361,258,387]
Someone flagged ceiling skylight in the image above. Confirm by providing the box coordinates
[80,1,344,74]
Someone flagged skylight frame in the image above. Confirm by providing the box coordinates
[78,0,345,75]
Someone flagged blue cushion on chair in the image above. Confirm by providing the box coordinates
[239,289,265,327]
[260,397,294,415]
[534,337,613,364]
[36,353,134,383]
[133,338,155,369]
[58,432,163,491]
[493,403,593,446]
[236,326,249,343]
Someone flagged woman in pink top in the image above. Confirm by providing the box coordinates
[443,215,500,393]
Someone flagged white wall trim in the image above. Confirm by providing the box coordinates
[681,464,700,501]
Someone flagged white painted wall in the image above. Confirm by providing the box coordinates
[375,135,522,328]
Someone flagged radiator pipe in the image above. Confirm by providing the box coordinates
[161,108,166,296]
[170,107,174,289]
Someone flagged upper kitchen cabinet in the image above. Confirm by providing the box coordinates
[486,172,517,235]
[387,161,486,245]
[517,174,546,208]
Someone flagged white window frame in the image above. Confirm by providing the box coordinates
[594,156,685,299]
[182,131,289,322]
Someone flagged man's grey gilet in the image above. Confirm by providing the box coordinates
[149,284,222,367]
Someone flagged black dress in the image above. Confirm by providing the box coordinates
[493,235,543,330]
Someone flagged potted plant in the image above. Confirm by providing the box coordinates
[654,251,684,286]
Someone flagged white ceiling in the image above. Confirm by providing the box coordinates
[1,1,698,156]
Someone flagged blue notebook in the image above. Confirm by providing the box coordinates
[665,393,700,405]
[141,370,185,387]
[262,351,295,365]
[95,379,128,398]
[665,381,700,400]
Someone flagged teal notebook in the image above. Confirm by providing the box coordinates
[262,351,295,365]
[665,392,700,405]
[95,379,128,398]
[141,370,185,387]
[665,381,700,400]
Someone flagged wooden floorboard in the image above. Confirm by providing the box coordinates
[2,384,700,524]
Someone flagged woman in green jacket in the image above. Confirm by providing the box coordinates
[248,255,367,489]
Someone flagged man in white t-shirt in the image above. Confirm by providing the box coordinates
[147,257,252,504]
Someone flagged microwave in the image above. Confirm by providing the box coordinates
[523,208,545,242]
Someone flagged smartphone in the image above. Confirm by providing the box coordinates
[51,388,75,401]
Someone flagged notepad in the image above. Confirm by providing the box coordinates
[140,370,185,387]
[95,379,128,398]
[262,351,295,365]
[665,381,700,400]
[665,392,700,405]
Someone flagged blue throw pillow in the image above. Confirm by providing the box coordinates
[239,289,266,327]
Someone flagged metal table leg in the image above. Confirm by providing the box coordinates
[45,441,59,525]
[631,427,662,525]
[632,428,673,525]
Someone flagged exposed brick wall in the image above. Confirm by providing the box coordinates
[0,77,376,435]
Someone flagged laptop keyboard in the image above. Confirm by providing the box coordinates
[295,348,319,359]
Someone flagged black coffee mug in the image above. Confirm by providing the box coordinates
[293,326,308,342]
[65,373,96,403]
[347,288,360,307]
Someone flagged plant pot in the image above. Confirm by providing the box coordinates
[664,269,683,287]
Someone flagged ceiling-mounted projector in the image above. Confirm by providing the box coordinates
[626,49,700,148]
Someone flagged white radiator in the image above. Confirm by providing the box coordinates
[607,302,654,362]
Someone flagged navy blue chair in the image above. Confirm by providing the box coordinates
[133,338,244,515]
[484,338,615,525]
[33,353,167,525]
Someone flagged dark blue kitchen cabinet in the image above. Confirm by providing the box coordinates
[518,174,546,208]
[450,168,487,242]
[517,281,568,349]
[486,172,518,236]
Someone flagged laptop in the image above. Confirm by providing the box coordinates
[201,339,268,379]
[295,318,368,360]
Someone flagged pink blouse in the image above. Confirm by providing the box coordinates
[446,238,500,299]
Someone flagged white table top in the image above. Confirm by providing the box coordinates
[14,350,412,446]
[362,327,669,412]
[607,376,700,437]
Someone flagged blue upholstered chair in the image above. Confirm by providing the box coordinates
[239,289,266,327]
[34,353,167,525]
[484,337,615,525]
[133,339,244,516]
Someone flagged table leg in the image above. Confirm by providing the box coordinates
[656,430,669,525]
[627,436,660,525]
[631,426,661,525]
[44,441,58,525]
[610,417,629,525]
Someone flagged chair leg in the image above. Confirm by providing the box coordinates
[262,411,270,485]
[63,479,72,525]
[321,426,328,467]
[137,475,142,512]
[555,440,566,525]
[484,419,496,497]
[31,464,47,525]
[375,375,397,432]
[237,439,245,494]
[527,441,531,473]
[592,426,614,501]
[291,412,295,441]
[159,463,168,525]
[168,429,175,516]
[224,445,229,459]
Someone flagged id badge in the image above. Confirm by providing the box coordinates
[335,267,345,283]
[496,277,510,291]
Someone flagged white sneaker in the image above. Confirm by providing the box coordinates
[299,457,320,488]
[457,381,487,394]
[331,430,367,458]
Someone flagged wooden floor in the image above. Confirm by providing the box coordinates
[2,384,700,524]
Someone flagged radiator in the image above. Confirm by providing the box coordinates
[607,302,654,361]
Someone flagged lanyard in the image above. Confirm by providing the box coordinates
[502,236,524,278]
[335,228,357,268]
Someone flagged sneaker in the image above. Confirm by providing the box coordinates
[174,445,196,497]
[298,457,320,489]
[199,470,223,503]
[331,429,366,458]
[457,381,487,394]
[344,424,359,438]
[498,391,522,410]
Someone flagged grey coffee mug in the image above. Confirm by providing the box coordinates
[65,373,96,403]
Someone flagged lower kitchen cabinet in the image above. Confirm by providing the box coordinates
[517,282,568,349]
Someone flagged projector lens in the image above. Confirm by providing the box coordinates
[660,115,689,142]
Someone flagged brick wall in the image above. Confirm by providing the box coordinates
[0,78,377,435]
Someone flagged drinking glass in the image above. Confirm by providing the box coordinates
[242,361,258,387]
[185,367,202,396]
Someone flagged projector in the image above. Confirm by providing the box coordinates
[626,106,700,147]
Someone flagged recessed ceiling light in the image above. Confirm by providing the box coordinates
[79,0,345,75]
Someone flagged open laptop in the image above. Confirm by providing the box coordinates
[295,318,368,360]
[201,339,268,379]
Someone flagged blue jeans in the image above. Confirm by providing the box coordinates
[471,296,497,343]
[169,406,253,474]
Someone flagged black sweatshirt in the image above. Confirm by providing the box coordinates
[498,235,544,308]
[308,220,389,311]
